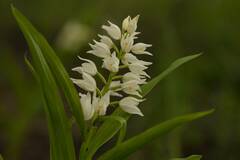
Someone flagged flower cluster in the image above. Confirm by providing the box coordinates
[71,15,152,120]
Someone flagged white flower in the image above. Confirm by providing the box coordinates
[98,34,113,48]
[72,56,97,76]
[71,73,96,92]
[87,40,111,58]
[94,91,110,116]
[119,97,144,116]
[131,43,152,55]
[121,80,142,97]
[122,53,152,66]
[110,81,122,97]
[123,72,146,84]
[122,15,139,34]
[102,52,119,72]
[102,21,121,40]
[79,92,94,120]
[121,35,134,53]
[129,63,150,78]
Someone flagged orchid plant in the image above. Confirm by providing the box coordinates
[10,5,213,160]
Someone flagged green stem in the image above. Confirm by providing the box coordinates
[96,72,107,84]
[112,75,123,80]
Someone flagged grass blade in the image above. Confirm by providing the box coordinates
[141,53,202,97]
[98,109,214,160]
[12,6,76,160]
[11,5,86,137]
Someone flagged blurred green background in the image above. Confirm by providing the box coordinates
[0,0,240,159]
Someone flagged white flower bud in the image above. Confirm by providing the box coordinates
[121,80,142,97]
[119,97,144,116]
[102,52,119,73]
[122,53,152,66]
[102,21,121,40]
[79,92,94,120]
[131,43,152,55]
[121,35,134,53]
[122,16,131,31]
[129,63,150,78]
[123,72,146,84]
[87,40,111,58]
[122,15,139,34]
[72,56,97,76]
[71,73,96,92]
[98,34,113,48]
[94,91,110,116]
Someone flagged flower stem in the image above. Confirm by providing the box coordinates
[96,72,107,84]
[112,75,123,80]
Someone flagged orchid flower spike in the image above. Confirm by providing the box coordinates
[71,15,152,120]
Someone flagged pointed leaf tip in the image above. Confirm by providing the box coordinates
[141,53,203,96]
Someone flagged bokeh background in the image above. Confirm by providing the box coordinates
[1,0,240,159]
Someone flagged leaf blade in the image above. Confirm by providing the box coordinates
[12,6,76,160]
[98,109,214,160]
[141,53,202,96]
[11,5,86,137]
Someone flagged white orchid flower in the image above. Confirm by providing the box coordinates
[87,40,111,58]
[122,53,152,66]
[72,56,97,76]
[122,15,140,35]
[123,72,146,84]
[119,96,144,116]
[121,80,142,97]
[71,72,96,92]
[129,63,150,78]
[94,91,110,116]
[79,92,95,120]
[102,52,119,73]
[110,81,122,97]
[102,21,121,40]
[131,43,152,55]
[121,34,134,53]
[98,34,113,49]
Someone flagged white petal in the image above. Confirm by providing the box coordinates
[102,52,119,72]
[102,21,121,40]
[121,35,134,53]
[80,92,94,120]
[120,105,143,116]
[98,34,113,48]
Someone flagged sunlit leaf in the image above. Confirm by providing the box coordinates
[12,6,76,160]
[141,53,202,97]
[98,109,214,160]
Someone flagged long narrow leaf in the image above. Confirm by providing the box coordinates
[12,6,76,160]
[11,5,86,137]
[98,109,214,160]
[141,53,202,97]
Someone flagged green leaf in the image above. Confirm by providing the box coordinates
[11,5,86,138]
[12,6,76,160]
[172,155,202,160]
[98,109,214,160]
[141,53,202,97]
[85,111,129,159]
